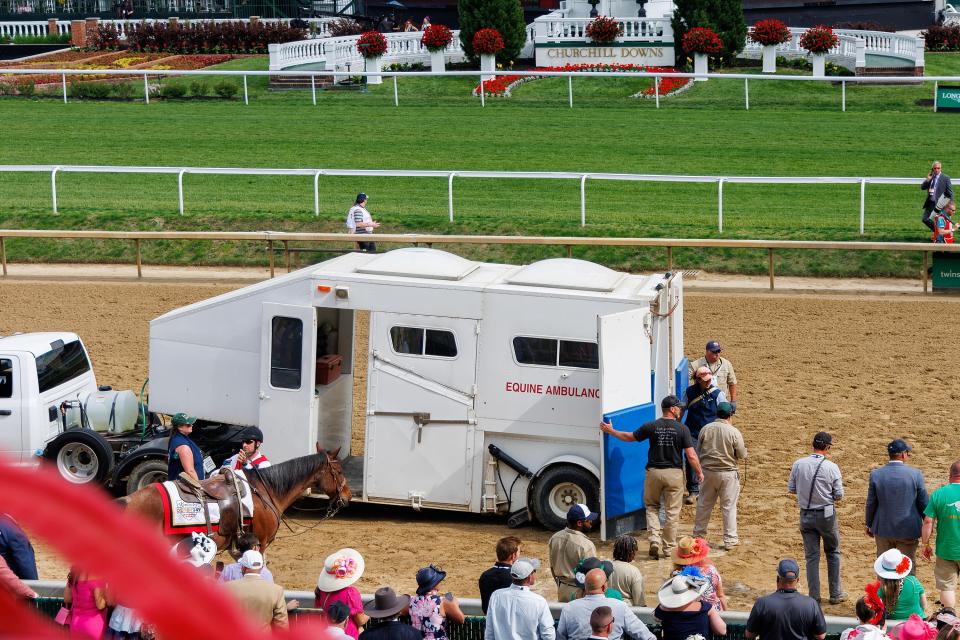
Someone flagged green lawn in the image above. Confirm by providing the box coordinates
[3,54,960,276]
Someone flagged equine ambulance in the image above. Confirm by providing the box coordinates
[148,248,687,537]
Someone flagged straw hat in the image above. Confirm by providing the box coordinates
[317,548,365,592]
[672,537,710,565]
[875,549,912,580]
[657,573,708,609]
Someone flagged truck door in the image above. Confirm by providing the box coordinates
[0,356,23,463]
[258,304,318,464]
[598,308,655,541]
[365,313,477,508]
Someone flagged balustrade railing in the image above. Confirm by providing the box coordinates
[532,15,671,41]
[269,29,465,71]
[742,26,923,72]
[0,16,334,40]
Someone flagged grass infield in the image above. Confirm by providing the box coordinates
[3,55,960,276]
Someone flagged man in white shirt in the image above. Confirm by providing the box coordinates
[485,558,555,640]
[346,192,380,253]
[557,569,655,640]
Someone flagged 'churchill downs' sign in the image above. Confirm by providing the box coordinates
[535,43,674,67]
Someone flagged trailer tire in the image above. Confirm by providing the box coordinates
[531,465,599,531]
[44,430,114,485]
[126,459,169,494]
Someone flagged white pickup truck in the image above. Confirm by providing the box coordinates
[0,331,246,493]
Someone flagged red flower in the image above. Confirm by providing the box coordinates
[585,16,623,44]
[472,28,504,55]
[682,27,724,55]
[895,557,911,574]
[799,25,839,54]
[356,31,388,58]
[750,19,792,46]
[421,24,453,52]
[472,63,690,98]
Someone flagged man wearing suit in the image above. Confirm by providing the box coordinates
[922,161,954,231]
[865,439,929,574]
[224,550,288,630]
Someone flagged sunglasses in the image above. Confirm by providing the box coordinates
[243,439,258,445]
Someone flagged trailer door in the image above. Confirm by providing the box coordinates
[599,308,655,541]
[366,313,477,508]
[0,356,23,462]
[258,304,318,464]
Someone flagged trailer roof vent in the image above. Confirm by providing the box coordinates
[355,248,480,281]
[506,258,626,292]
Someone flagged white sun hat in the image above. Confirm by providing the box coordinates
[874,548,912,580]
[317,548,365,592]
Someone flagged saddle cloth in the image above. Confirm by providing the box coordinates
[155,472,254,535]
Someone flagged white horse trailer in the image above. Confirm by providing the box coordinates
[148,248,687,537]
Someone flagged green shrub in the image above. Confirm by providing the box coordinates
[458,0,526,63]
[189,79,207,97]
[74,82,112,99]
[159,83,187,99]
[0,83,12,96]
[213,80,238,98]
[10,33,71,44]
[113,82,137,99]
[672,0,747,65]
[16,80,36,98]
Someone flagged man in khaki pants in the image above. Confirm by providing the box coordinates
[601,395,702,559]
[692,402,747,550]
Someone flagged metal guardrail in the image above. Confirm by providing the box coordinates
[0,164,929,232]
[0,230,952,292]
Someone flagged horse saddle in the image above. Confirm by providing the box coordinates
[173,468,251,538]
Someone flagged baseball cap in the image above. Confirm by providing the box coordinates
[510,558,541,580]
[567,503,599,523]
[171,412,196,426]
[888,439,912,455]
[661,395,682,409]
[239,550,264,570]
[813,431,833,448]
[777,559,800,580]
[706,341,721,353]
[694,366,712,381]
[716,402,735,419]
[356,192,368,203]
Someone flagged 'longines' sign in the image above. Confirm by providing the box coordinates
[535,43,674,67]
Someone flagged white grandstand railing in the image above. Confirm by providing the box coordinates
[532,15,672,41]
[0,17,336,40]
[0,20,71,38]
[269,29,466,71]
[0,162,930,233]
[742,27,925,72]
[944,4,960,25]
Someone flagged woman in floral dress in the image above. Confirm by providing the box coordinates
[409,565,464,640]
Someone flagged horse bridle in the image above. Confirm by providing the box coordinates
[247,459,345,535]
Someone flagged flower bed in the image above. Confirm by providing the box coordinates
[142,54,234,70]
[471,63,691,99]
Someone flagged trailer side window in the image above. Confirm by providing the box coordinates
[35,340,91,394]
[559,340,599,369]
[390,327,458,358]
[270,316,303,389]
[513,337,557,366]
[0,359,11,399]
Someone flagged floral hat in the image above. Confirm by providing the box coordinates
[875,549,912,580]
[896,614,938,640]
[317,548,365,592]
[672,537,710,565]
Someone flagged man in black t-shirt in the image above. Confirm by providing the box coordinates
[745,559,826,640]
[478,535,521,613]
[600,395,702,560]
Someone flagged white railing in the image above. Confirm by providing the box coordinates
[0,20,70,37]
[743,27,924,72]
[269,29,466,71]
[944,4,960,25]
[0,17,336,41]
[0,162,931,233]
[533,15,672,41]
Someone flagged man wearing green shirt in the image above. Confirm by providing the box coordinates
[921,460,960,608]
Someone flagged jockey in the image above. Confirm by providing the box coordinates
[221,426,271,471]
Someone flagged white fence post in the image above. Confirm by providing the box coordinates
[744,78,749,110]
[859,178,866,234]
[61,73,67,104]
[311,74,317,106]
[177,169,185,215]
[580,174,588,226]
[143,74,149,104]
[243,75,249,105]
[654,75,660,109]
[393,75,399,107]
[568,76,573,108]
[448,172,456,222]
[479,76,485,108]
[314,170,322,216]
[51,166,60,214]
[842,80,846,112]
[718,178,724,232]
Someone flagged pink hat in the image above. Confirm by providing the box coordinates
[894,614,937,640]
[695,366,712,381]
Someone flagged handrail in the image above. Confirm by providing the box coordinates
[0,229,949,293]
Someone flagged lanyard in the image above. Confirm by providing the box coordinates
[806,456,827,510]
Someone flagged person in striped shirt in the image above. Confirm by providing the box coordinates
[346,192,380,253]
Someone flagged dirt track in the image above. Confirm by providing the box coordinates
[3,280,957,614]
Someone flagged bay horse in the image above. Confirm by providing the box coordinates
[119,445,350,557]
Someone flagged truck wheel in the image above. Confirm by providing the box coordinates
[531,465,599,531]
[126,459,168,494]
[44,430,113,485]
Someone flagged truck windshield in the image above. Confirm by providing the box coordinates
[35,340,91,393]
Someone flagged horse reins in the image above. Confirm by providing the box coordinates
[249,461,345,538]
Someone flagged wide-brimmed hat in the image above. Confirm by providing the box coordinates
[896,614,938,640]
[672,537,710,565]
[657,573,708,609]
[363,586,410,619]
[415,565,447,595]
[875,549,912,580]
[317,548,365,591]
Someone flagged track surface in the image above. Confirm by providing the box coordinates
[3,280,955,613]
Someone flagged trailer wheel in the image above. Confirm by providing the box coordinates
[126,459,169,494]
[44,430,114,485]
[531,465,599,531]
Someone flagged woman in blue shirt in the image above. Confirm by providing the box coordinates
[167,413,205,483]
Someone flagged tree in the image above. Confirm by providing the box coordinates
[458,0,526,63]
[671,0,746,66]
